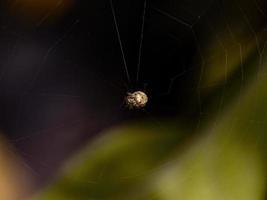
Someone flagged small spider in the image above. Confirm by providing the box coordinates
[125,91,148,109]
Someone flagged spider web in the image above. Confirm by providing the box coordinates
[0,0,266,193]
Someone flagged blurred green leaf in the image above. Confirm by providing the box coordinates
[32,64,267,200]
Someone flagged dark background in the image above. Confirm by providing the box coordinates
[0,0,219,188]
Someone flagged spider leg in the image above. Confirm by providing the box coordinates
[157,70,186,97]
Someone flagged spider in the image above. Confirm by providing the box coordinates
[110,0,151,110]
[125,91,148,109]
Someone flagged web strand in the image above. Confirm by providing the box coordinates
[109,0,131,83]
[136,0,147,83]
